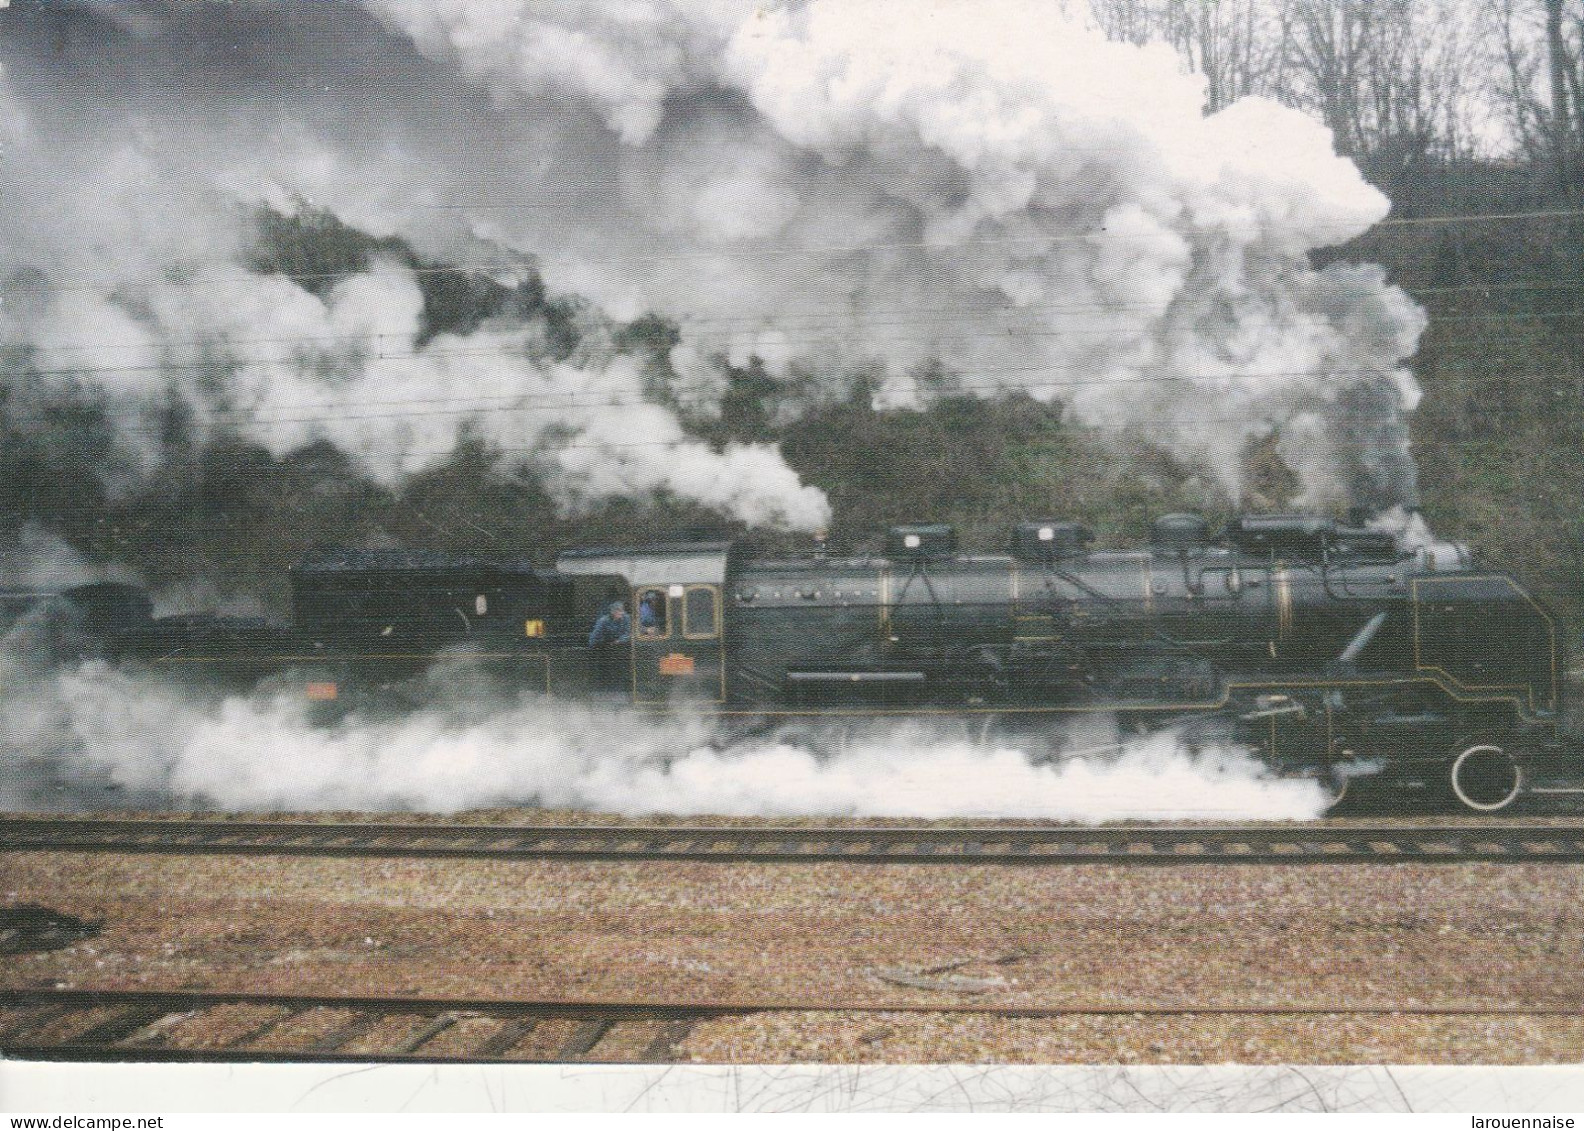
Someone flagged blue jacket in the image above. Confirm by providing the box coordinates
[589,611,631,647]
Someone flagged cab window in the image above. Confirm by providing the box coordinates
[684,586,719,638]
[636,588,670,637]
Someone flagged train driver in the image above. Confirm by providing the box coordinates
[589,600,631,690]
[588,601,632,648]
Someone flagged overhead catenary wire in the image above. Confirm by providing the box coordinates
[17,279,1584,357]
[9,307,1584,384]
[9,357,1582,440]
[13,205,1584,294]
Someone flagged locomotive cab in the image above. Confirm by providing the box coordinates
[555,542,730,704]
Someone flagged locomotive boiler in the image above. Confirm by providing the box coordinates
[101,512,1576,813]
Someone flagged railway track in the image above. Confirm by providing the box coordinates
[3,987,1579,1063]
[5,816,1584,864]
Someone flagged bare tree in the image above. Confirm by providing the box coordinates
[1160,0,1290,111]
[1483,0,1584,194]
[1087,0,1290,110]
[1283,0,1473,166]
[1090,0,1475,170]
[1544,0,1584,193]
[1489,0,1548,159]
[1088,0,1158,45]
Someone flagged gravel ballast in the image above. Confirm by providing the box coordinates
[2,845,1581,1063]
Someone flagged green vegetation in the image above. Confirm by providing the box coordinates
[3,193,1582,643]
[1350,194,1584,627]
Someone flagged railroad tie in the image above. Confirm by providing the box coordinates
[0,1003,78,1044]
[220,1008,297,1050]
[639,1019,697,1062]
[72,1006,170,1046]
[306,1011,385,1054]
[391,1013,460,1055]
[472,1017,537,1058]
[557,1018,614,1059]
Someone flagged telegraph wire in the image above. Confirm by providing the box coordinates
[8,307,1583,382]
[13,205,1584,293]
[11,357,1584,440]
[17,278,1584,357]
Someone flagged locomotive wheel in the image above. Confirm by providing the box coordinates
[1316,767,1350,814]
[1448,741,1523,813]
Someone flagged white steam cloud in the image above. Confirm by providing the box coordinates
[0,24,829,531]
[1,662,1326,821]
[0,0,1424,523]
[365,0,1429,507]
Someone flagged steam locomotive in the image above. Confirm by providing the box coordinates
[8,512,1578,812]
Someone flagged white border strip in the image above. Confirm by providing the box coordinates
[6,1061,1584,1114]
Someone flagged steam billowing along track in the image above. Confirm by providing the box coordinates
[5,817,1584,865]
[4,987,1581,1064]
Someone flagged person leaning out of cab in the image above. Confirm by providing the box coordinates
[588,601,631,647]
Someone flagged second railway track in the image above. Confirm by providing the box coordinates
[5,988,1581,1064]
[6,816,1584,864]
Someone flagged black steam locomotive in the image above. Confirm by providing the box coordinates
[11,513,1578,812]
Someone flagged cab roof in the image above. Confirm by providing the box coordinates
[555,541,733,585]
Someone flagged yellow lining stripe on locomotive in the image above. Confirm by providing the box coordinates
[1411,574,1559,715]
[625,647,1548,718]
[627,674,1467,718]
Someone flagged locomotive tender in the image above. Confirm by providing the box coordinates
[21,512,1578,812]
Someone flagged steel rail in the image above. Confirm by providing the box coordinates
[4,816,1584,865]
[2,987,1580,1064]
